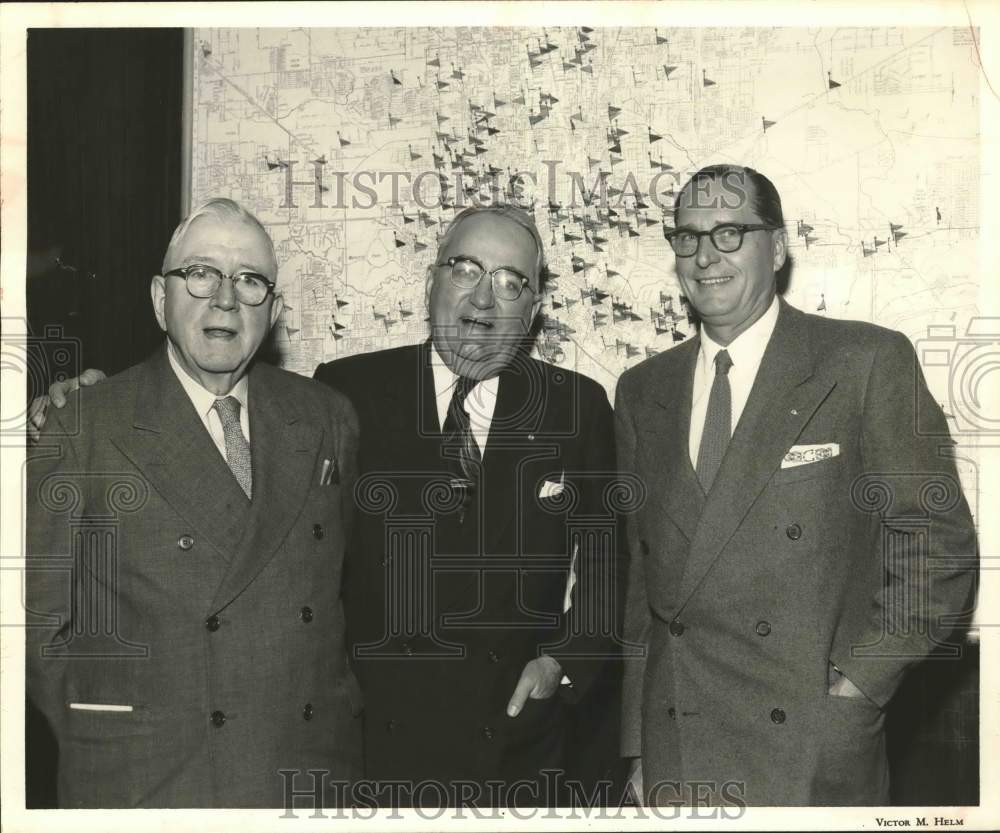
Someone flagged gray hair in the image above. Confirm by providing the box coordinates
[161,198,277,277]
[438,204,547,292]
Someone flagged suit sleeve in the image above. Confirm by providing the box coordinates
[545,380,620,701]
[614,374,648,758]
[25,404,83,737]
[832,331,977,708]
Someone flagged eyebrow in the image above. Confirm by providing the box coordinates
[669,222,743,232]
[177,255,269,275]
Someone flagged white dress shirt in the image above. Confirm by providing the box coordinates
[689,296,779,468]
[430,346,499,456]
[166,341,250,461]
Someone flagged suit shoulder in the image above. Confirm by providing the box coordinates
[618,339,696,392]
[533,358,608,404]
[796,308,914,363]
[314,343,416,380]
[62,362,142,421]
[255,362,356,425]
[313,344,418,401]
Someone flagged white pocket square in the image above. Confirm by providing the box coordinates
[69,702,133,712]
[538,476,565,499]
[781,443,840,468]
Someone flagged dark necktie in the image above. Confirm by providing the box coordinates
[695,349,733,494]
[212,396,252,499]
[442,376,481,506]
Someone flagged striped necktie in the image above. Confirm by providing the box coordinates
[212,396,252,499]
[442,375,481,509]
[695,349,733,494]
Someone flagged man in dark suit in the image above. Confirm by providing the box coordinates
[26,199,363,807]
[616,165,977,806]
[34,204,623,807]
[314,205,621,806]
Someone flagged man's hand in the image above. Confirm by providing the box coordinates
[506,655,562,717]
[626,757,643,805]
[27,369,106,442]
[828,663,867,699]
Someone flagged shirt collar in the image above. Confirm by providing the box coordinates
[699,295,780,374]
[430,344,499,405]
[166,340,249,420]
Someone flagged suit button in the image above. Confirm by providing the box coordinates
[210,710,226,727]
[640,539,650,556]
[177,534,194,550]
[483,726,495,740]
[303,703,314,721]
[313,524,324,540]
[770,708,786,724]
[300,606,314,623]
[669,620,685,636]
[668,707,676,719]
[386,720,396,732]
[487,650,500,663]
[786,523,802,540]
[755,621,771,637]
[205,615,220,632]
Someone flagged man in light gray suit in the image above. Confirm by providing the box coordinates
[616,165,976,805]
[26,199,363,807]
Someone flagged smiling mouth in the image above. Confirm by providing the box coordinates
[696,276,734,286]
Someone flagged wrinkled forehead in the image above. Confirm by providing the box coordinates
[440,213,539,281]
[167,215,278,280]
[676,175,761,227]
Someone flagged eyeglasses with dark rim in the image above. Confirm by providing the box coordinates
[664,223,782,257]
[163,264,276,306]
[435,256,536,302]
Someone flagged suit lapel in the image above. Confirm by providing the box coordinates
[645,337,704,542]
[210,363,322,611]
[432,352,547,616]
[111,349,250,563]
[677,300,837,607]
[479,356,541,553]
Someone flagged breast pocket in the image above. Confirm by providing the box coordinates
[771,453,844,485]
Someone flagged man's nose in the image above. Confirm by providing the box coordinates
[694,233,720,269]
[469,272,495,309]
[211,275,239,310]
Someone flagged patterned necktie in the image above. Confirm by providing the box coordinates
[212,396,252,499]
[695,349,734,494]
[442,376,481,504]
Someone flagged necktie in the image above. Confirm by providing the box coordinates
[695,349,733,494]
[442,376,481,508]
[212,396,252,499]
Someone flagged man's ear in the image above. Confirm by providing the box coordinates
[772,228,788,273]
[268,291,285,329]
[150,275,168,332]
[424,265,436,310]
[527,292,543,332]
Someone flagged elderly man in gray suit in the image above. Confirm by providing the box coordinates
[616,165,977,806]
[26,199,362,807]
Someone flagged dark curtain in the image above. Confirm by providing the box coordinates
[25,27,184,808]
[26,28,184,390]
